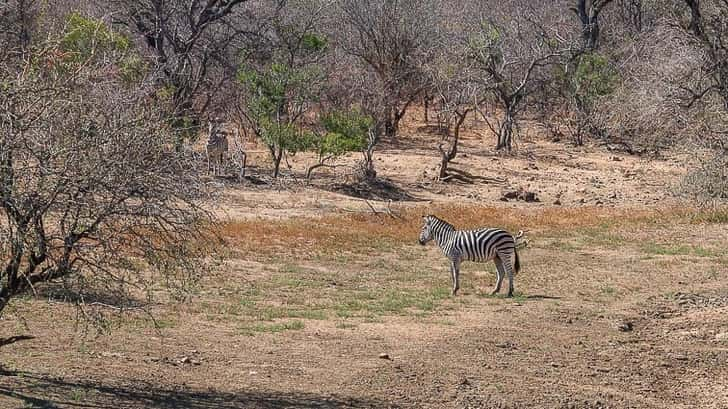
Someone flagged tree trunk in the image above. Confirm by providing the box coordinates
[438,110,469,179]
[385,98,414,138]
[272,146,283,178]
[0,292,9,317]
[684,0,703,37]
[424,94,432,123]
[585,17,600,50]
[572,0,614,50]
[360,126,380,180]
[496,109,515,152]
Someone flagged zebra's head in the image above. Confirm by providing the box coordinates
[418,215,435,245]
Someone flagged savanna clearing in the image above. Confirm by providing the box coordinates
[2,197,728,408]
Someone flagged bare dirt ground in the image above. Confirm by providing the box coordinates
[2,114,727,409]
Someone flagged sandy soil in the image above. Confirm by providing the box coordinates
[1,114,726,409]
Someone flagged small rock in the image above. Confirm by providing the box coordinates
[553,199,562,206]
[519,191,539,202]
[611,156,623,161]
[179,356,191,364]
[378,353,391,360]
[550,362,561,368]
[715,332,728,341]
[618,321,633,332]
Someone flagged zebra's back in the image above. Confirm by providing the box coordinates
[453,228,515,262]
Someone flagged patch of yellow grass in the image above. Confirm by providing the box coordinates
[217,204,727,256]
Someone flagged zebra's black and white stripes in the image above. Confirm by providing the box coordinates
[418,215,521,297]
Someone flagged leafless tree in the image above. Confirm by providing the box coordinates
[0,35,212,316]
[679,0,728,111]
[571,0,616,50]
[112,0,261,144]
[684,0,703,36]
[337,0,437,138]
[467,4,566,152]
[0,0,39,60]
[426,36,480,180]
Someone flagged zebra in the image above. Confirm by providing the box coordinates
[418,215,521,297]
[206,118,229,176]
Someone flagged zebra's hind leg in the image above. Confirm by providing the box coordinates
[501,252,516,298]
[450,259,461,295]
[492,257,505,295]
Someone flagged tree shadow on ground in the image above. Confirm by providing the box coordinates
[0,335,35,348]
[34,283,147,310]
[522,294,561,300]
[327,178,421,202]
[0,370,391,409]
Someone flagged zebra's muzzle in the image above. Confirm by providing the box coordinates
[418,238,426,245]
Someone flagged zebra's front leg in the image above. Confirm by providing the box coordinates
[450,259,460,296]
[492,257,505,295]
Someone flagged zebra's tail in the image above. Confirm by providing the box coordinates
[514,248,521,275]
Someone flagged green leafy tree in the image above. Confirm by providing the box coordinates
[51,13,146,84]
[60,13,130,60]
[306,110,372,179]
[238,62,324,178]
[237,22,327,178]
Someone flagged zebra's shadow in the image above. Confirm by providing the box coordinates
[475,291,561,301]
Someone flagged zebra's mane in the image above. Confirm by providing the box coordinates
[426,215,455,231]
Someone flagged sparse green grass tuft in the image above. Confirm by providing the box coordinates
[70,389,86,402]
[641,243,718,257]
[335,321,358,329]
[255,306,328,321]
[600,285,618,297]
[239,320,305,336]
[332,287,451,318]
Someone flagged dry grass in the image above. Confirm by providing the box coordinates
[4,202,728,408]
[218,205,728,258]
[199,204,728,334]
